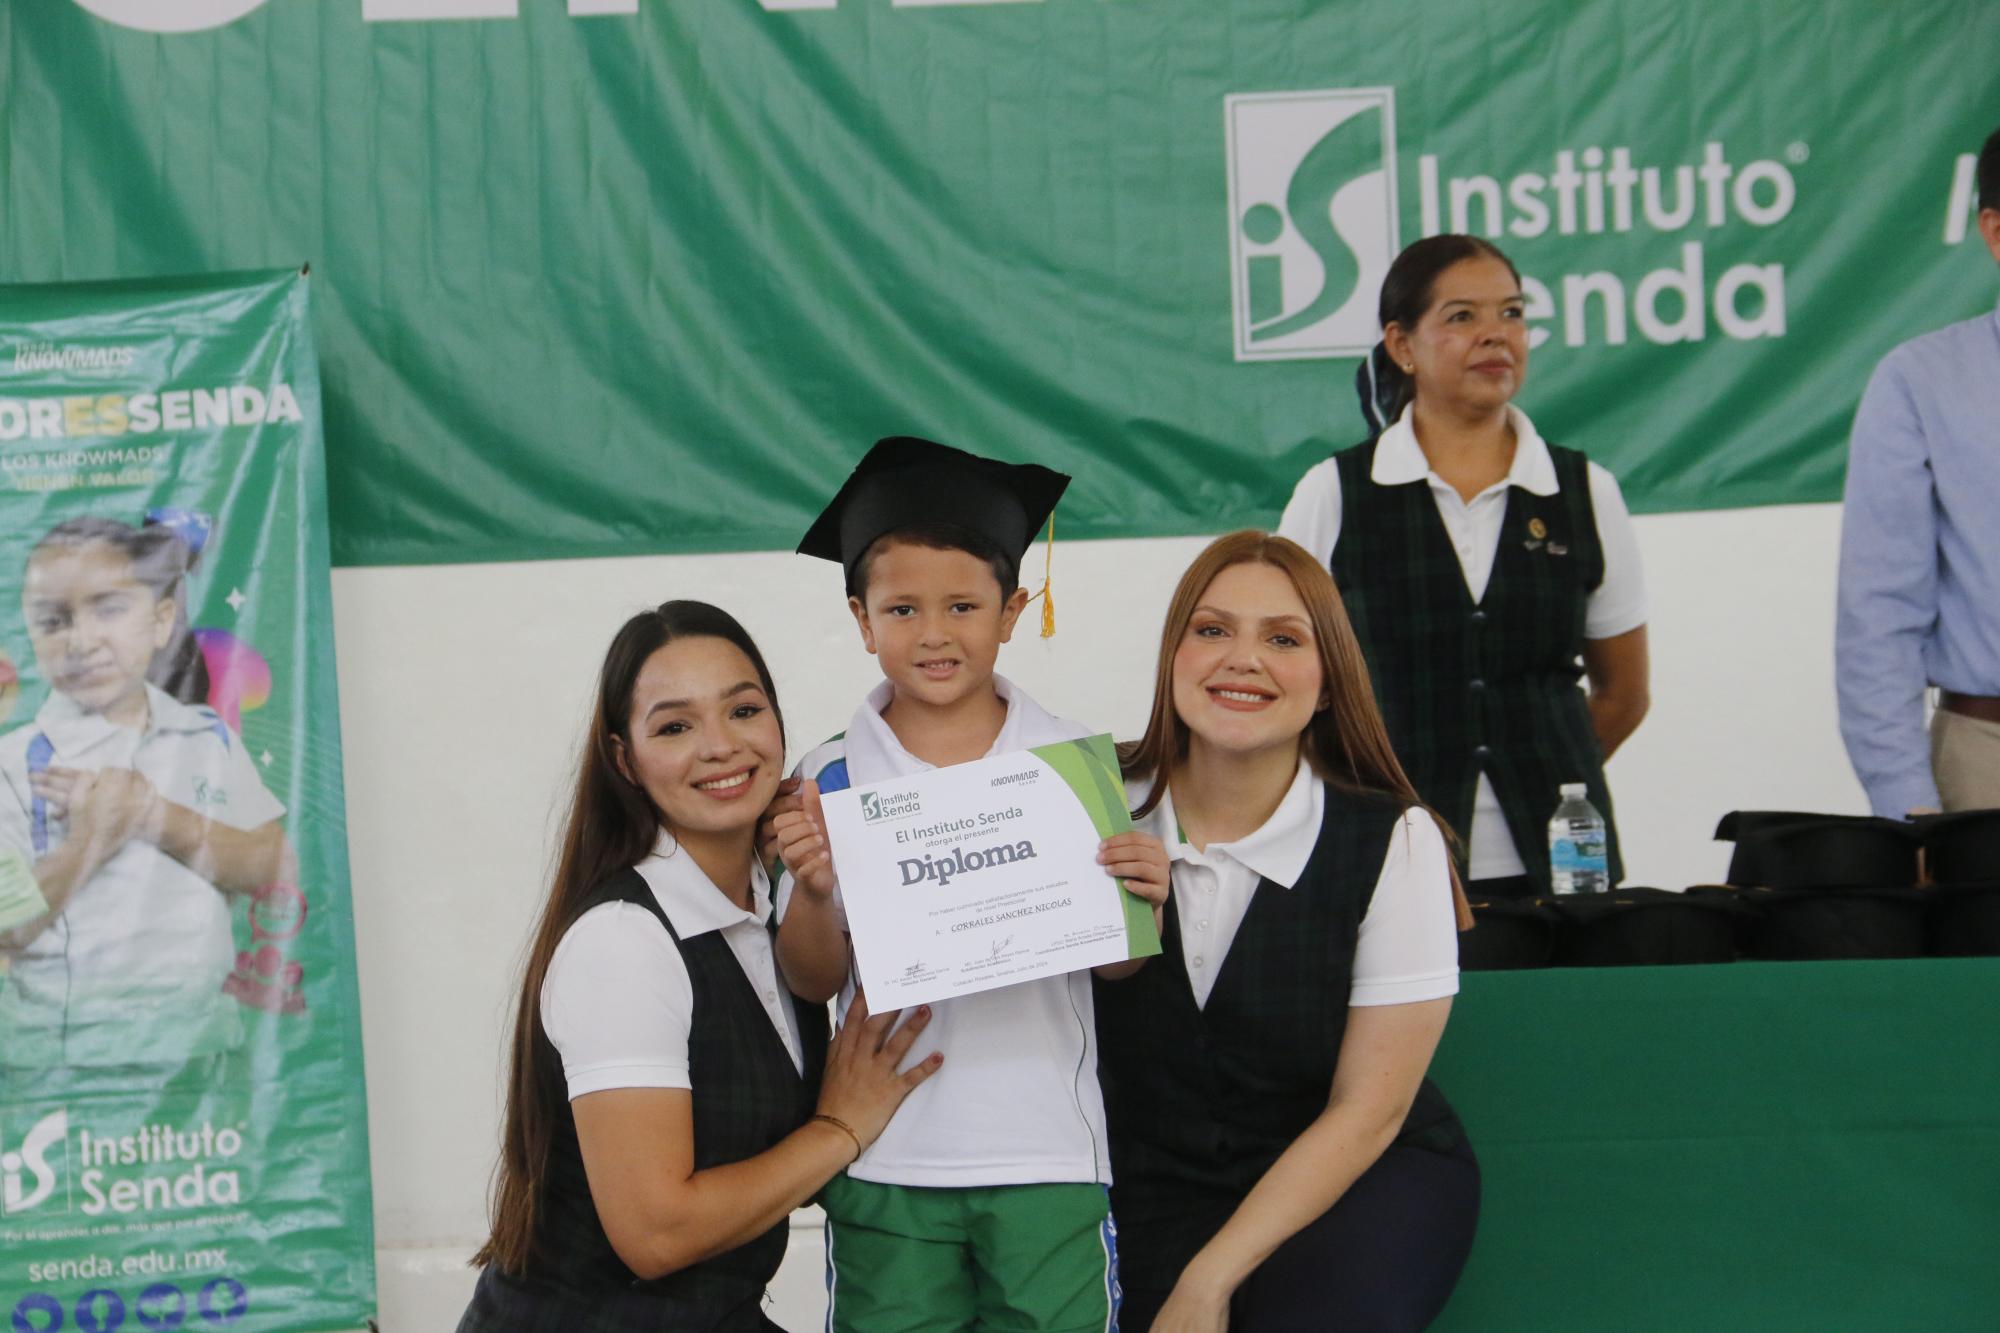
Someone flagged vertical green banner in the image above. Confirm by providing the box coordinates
[0,272,374,1331]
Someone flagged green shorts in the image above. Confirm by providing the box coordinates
[822,1175,1120,1333]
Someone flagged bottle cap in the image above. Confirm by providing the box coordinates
[1559,782,1587,798]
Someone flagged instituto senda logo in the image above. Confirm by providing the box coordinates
[861,787,922,824]
[1226,89,1399,362]
[1,1110,69,1216]
[1227,86,1837,357]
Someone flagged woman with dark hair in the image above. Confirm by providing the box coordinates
[1096,532,1477,1331]
[458,601,938,1332]
[1279,234,1650,898]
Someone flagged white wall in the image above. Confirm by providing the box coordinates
[337,503,1865,1330]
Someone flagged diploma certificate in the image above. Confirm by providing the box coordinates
[822,733,1161,1009]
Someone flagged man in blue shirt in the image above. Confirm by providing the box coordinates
[1838,127,2000,817]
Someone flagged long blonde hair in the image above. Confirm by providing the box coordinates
[1120,531,1472,929]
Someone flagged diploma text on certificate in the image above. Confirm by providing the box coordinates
[898,838,1039,888]
[892,805,1027,844]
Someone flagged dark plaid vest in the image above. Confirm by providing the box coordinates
[1328,437,1621,893]
[1094,785,1467,1288]
[461,869,829,1333]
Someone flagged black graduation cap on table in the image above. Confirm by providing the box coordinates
[797,436,1071,589]
[1458,897,1557,971]
[1913,808,2000,886]
[1737,884,1931,961]
[1547,887,1749,967]
[1713,810,1919,889]
[1929,882,2000,957]
[1913,810,2000,955]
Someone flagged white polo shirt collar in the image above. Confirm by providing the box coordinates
[35,683,222,758]
[1370,403,1559,498]
[633,831,774,939]
[843,673,1061,780]
[1138,758,1323,889]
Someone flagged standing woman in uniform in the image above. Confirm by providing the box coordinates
[1096,531,1478,1331]
[1278,235,1650,898]
[459,601,938,1332]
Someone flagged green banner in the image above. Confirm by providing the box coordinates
[0,272,374,1331]
[4,1,1996,566]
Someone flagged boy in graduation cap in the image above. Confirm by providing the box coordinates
[770,435,1168,1332]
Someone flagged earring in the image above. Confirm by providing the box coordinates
[1402,363,1414,373]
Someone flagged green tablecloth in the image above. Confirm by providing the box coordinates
[1429,959,2000,1331]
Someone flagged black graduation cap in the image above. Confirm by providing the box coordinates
[1547,887,1749,967]
[1928,882,2000,956]
[797,436,1070,591]
[1739,885,1930,961]
[1458,896,1557,971]
[1914,809,2000,886]
[1713,811,1919,889]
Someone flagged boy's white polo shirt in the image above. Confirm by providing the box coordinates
[0,684,284,1068]
[541,834,803,1100]
[783,675,1112,1188]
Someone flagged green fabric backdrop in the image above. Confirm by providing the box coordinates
[1430,959,2000,1330]
[4,0,1997,566]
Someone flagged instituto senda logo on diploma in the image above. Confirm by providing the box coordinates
[861,788,922,825]
[1226,88,1400,362]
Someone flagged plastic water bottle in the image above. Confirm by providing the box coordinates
[1548,783,1609,895]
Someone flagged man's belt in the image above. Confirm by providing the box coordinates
[1940,690,2000,724]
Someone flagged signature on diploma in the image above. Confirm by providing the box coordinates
[989,936,1013,960]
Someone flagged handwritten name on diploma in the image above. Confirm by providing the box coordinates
[952,897,1072,933]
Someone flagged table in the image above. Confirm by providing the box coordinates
[1428,958,2000,1330]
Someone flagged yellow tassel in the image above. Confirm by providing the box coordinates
[1033,513,1056,638]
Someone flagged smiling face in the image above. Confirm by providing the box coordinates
[849,538,1029,713]
[1170,561,1324,763]
[1386,255,1529,418]
[613,635,784,842]
[23,540,175,729]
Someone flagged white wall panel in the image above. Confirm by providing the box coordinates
[336,505,1862,1328]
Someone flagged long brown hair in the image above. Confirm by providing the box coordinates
[1120,531,1472,929]
[473,600,786,1275]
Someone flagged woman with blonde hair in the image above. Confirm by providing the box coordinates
[1095,532,1478,1332]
